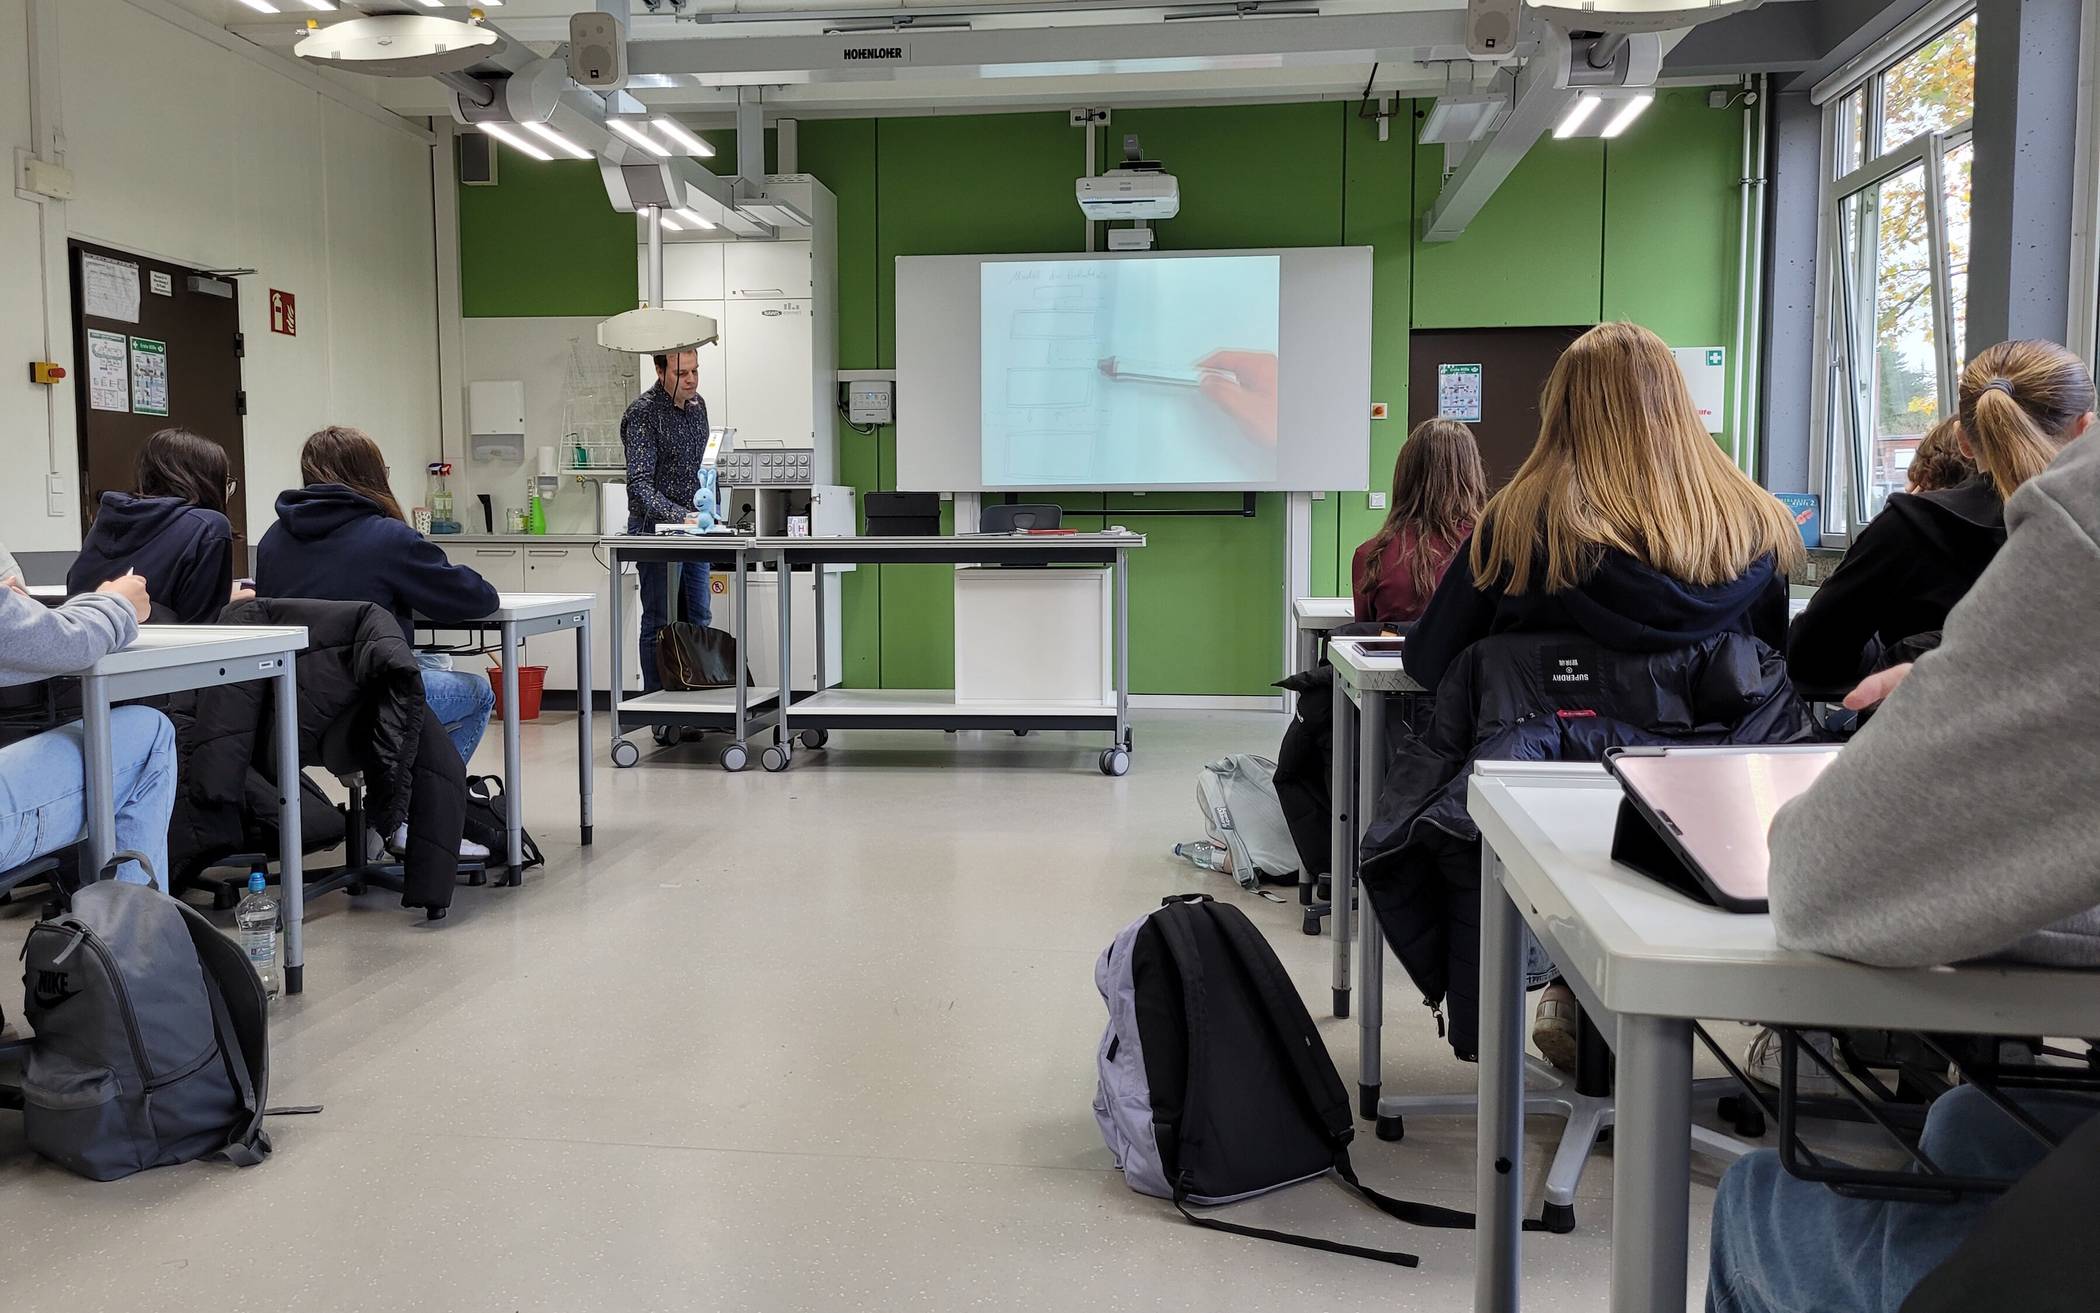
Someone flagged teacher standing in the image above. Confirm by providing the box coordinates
[621,348,713,698]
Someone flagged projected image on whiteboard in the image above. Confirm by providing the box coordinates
[979,256,1281,486]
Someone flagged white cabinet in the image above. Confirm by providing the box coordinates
[725,240,813,299]
[648,242,725,300]
[725,298,818,446]
[446,544,527,592]
[954,567,1113,705]
[714,567,843,692]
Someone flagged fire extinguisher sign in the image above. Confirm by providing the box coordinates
[269,289,297,336]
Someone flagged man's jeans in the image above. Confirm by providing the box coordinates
[1708,1084,2100,1313]
[637,560,712,694]
[0,707,176,892]
[420,661,496,765]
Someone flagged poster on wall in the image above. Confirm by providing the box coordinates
[82,253,142,323]
[1671,347,1727,434]
[86,329,129,412]
[129,337,169,416]
[1437,362,1483,422]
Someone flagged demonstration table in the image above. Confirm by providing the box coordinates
[1463,762,2100,1313]
[763,533,1146,776]
[415,592,596,884]
[77,625,312,992]
[1292,596,1355,673]
[600,535,777,772]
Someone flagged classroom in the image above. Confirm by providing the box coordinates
[2,1,2095,1309]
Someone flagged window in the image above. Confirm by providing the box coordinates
[1813,11,1976,535]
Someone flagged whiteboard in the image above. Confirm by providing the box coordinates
[896,247,1373,493]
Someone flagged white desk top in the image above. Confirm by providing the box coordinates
[1328,637,1425,694]
[1469,764,2100,1035]
[84,624,308,678]
[429,592,596,624]
[26,584,65,601]
[762,532,1147,551]
[1292,596,1355,628]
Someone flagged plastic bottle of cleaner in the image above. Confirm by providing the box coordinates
[235,869,280,1002]
[1172,841,1232,875]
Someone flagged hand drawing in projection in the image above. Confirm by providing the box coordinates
[979,256,1281,487]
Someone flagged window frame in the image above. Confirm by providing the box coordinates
[1808,6,1976,542]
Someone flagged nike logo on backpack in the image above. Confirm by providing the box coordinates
[32,968,81,1010]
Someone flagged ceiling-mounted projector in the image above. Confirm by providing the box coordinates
[1525,0,1767,32]
[294,14,499,78]
[1077,133,1179,221]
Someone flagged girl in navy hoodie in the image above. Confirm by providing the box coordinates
[257,427,500,769]
[68,428,241,624]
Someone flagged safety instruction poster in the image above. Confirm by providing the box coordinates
[1437,362,1483,422]
[129,337,169,416]
[81,252,141,323]
[1671,347,1727,434]
[86,329,129,412]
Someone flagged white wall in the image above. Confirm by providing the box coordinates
[459,316,638,535]
[0,0,441,552]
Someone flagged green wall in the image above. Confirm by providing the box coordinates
[459,88,1746,693]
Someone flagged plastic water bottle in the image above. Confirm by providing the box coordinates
[235,869,280,1002]
[1172,841,1232,875]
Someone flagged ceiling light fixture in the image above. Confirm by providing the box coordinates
[480,121,551,162]
[302,0,335,10]
[239,0,281,12]
[608,118,671,158]
[674,208,716,231]
[658,214,686,233]
[523,120,592,160]
[1552,94,1601,139]
[652,118,716,159]
[1599,91,1655,138]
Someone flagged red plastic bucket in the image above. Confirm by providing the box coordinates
[487,666,547,721]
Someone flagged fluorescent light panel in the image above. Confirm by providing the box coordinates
[608,118,671,158]
[302,0,334,10]
[674,208,716,231]
[1553,94,1600,139]
[523,121,592,160]
[658,211,685,232]
[1600,92,1655,139]
[652,118,716,158]
[479,122,551,162]
[239,0,280,12]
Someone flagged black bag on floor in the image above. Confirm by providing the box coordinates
[656,622,749,691]
[462,775,543,872]
[15,854,271,1180]
[1094,894,1499,1267]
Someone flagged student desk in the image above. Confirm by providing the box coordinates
[26,584,65,604]
[1463,762,2100,1313]
[598,534,772,772]
[1292,596,1355,673]
[762,532,1146,775]
[75,625,312,991]
[1325,637,1428,1122]
[415,592,597,884]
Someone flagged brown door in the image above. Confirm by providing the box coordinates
[1408,326,1588,488]
[70,240,248,544]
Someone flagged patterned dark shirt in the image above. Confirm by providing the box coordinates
[620,382,711,532]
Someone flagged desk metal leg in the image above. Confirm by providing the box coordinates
[499,620,524,885]
[607,547,627,756]
[768,551,793,771]
[576,612,593,845]
[1612,1014,1694,1313]
[1475,846,1525,1313]
[732,553,750,751]
[1329,677,1354,1019]
[1114,549,1131,751]
[1355,689,1386,1119]
[80,676,116,875]
[274,665,306,996]
[812,560,828,693]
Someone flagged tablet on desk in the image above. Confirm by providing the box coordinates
[1604,745,1841,913]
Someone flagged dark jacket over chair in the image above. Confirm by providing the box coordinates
[166,597,467,910]
[1358,543,1810,1059]
[67,492,234,625]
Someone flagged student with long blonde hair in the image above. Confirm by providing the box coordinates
[1351,418,1485,624]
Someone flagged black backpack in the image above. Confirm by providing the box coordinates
[1095,894,1511,1266]
[462,775,542,873]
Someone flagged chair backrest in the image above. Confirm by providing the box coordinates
[981,503,1063,533]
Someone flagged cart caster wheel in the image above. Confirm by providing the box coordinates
[651,724,676,747]
[761,744,791,772]
[799,728,829,749]
[1541,1202,1576,1234]
[1376,1114,1406,1142]
[1099,747,1130,776]
[720,742,750,772]
[611,739,641,769]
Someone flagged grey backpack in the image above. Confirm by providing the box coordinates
[17,855,272,1180]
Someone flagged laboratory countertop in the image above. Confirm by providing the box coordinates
[426,533,609,546]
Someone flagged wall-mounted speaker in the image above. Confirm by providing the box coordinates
[459,130,497,186]
[567,12,627,90]
[1467,0,1523,59]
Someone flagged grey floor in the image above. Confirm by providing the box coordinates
[1,711,1724,1311]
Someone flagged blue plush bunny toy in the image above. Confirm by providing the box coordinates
[691,464,722,531]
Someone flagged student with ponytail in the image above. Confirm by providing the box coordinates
[1789,340,2095,691]
[1351,418,1485,624]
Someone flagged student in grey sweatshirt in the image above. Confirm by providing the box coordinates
[0,573,177,891]
[1706,342,2100,1313]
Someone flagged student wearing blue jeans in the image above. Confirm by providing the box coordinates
[0,572,174,892]
[417,654,498,763]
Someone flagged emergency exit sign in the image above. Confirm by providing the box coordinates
[269,289,297,336]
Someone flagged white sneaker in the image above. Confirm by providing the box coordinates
[386,824,490,862]
[1744,1027,1842,1096]
[459,836,491,861]
[384,825,409,857]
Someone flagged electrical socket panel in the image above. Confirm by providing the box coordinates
[1368,492,1388,510]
